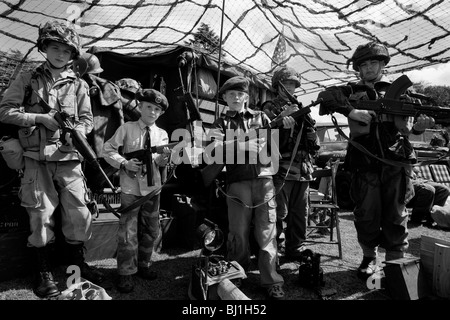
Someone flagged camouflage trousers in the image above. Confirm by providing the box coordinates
[117,193,160,276]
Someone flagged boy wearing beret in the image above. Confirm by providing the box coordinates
[209,76,285,300]
[103,88,171,293]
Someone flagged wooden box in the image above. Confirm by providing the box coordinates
[154,210,178,252]
[420,235,450,299]
[0,194,31,282]
[172,194,205,250]
[383,257,428,300]
[85,210,119,262]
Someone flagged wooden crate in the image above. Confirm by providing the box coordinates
[420,235,450,299]
[383,257,427,300]
[154,210,178,252]
[0,194,31,282]
[85,209,119,262]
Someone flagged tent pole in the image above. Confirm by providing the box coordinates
[214,0,226,121]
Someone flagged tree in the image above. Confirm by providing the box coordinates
[0,50,40,95]
[412,82,450,107]
[185,23,224,56]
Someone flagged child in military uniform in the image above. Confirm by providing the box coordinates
[0,20,103,298]
[103,89,171,293]
[209,76,285,300]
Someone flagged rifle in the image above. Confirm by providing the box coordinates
[178,91,202,122]
[123,141,184,186]
[123,141,182,158]
[278,80,320,153]
[347,75,450,137]
[277,80,316,127]
[33,90,117,192]
[199,98,323,187]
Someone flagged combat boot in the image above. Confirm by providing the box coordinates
[33,247,60,299]
[67,243,105,284]
[357,256,379,280]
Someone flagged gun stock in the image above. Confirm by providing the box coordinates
[152,141,185,154]
[200,163,225,188]
[200,99,322,187]
[179,92,202,122]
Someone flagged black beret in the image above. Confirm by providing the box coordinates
[219,76,250,95]
[136,89,168,111]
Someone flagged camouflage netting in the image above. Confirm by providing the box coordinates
[0,0,449,97]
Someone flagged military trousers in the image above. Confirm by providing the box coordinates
[273,177,309,254]
[350,164,414,259]
[226,178,284,288]
[117,193,160,276]
[19,157,91,248]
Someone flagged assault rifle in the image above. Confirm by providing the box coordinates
[278,80,316,127]
[34,90,117,192]
[123,141,182,158]
[199,98,322,187]
[123,141,185,186]
[278,80,320,153]
[347,75,450,137]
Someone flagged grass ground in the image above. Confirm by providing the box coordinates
[0,209,449,301]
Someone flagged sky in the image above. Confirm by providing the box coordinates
[304,62,450,125]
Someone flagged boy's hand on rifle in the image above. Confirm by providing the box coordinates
[349,109,376,125]
[413,114,435,132]
[64,131,74,147]
[35,113,60,131]
[282,116,296,129]
[239,137,266,163]
[280,104,299,117]
[125,158,142,171]
[155,147,171,167]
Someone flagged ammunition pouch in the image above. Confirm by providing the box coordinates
[0,136,24,170]
[18,126,40,151]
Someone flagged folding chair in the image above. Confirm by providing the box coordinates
[305,160,343,259]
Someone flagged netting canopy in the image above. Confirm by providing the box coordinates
[1,0,449,97]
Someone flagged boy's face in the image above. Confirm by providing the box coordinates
[359,59,385,82]
[139,101,164,125]
[278,79,297,98]
[44,41,74,68]
[222,90,248,111]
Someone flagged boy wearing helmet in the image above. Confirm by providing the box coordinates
[73,53,124,191]
[0,20,103,298]
[318,41,434,279]
[262,66,320,260]
[116,78,142,122]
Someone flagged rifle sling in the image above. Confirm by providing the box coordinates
[101,164,177,216]
[331,115,450,169]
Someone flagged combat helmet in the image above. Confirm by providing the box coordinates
[37,20,81,59]
[73,53,104,77]
[272,66,301,89]
[115,78,141,95]
[350,41,390,71]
